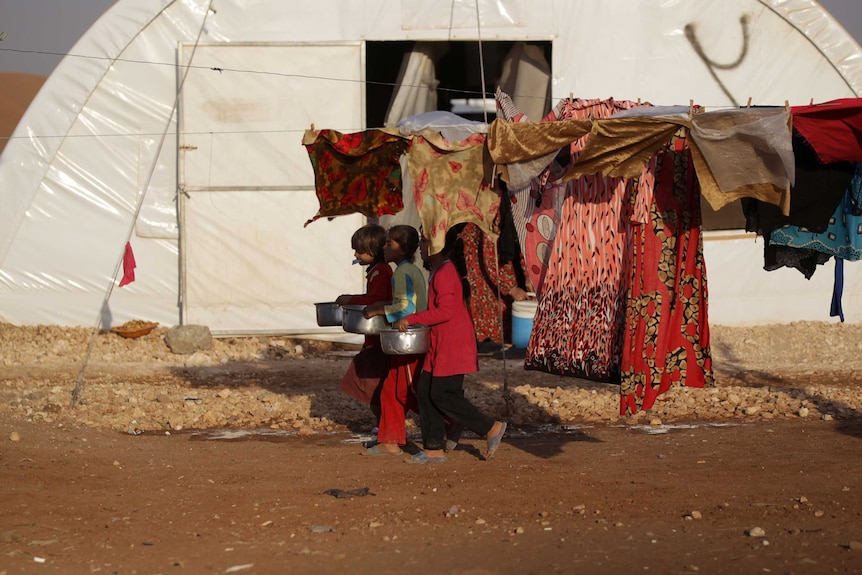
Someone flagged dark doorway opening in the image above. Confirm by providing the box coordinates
[365,41,552,128]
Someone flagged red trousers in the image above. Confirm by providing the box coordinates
[375,354,422,445]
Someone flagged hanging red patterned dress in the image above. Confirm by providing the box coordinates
[524,98,648,382]
[619,134,714,415]
[458,223,526,344]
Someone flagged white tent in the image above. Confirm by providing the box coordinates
[2,0,861,333]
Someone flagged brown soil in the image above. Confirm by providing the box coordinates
[0,72,45,155]
[2,322,862,574]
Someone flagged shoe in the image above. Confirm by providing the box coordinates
[444,421,464,453]
[485,422,507,460]
[407,451,447,464]
[365,445,403,456]
[362,438,379,449]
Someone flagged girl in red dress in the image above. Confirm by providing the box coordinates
[395,225,507,463]
[363,225,426,455]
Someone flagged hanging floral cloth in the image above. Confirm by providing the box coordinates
[303,128,409,226]
[405,130,500,254]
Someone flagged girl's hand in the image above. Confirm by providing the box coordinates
[394,318,410,332]
[363,302,382,318]
[509,287,528,301]
[334,295,351,305]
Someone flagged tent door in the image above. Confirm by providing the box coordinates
[178,42,365,335]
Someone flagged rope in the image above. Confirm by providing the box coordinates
[473,0,510,414]
[70,0,216,407]
[493,240,513,416]
[474,0,489,124]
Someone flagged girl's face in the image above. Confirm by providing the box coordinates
[418,236,431,262]
[354,250,375,265]
[384,237,404,263]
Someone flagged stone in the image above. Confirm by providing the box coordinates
[165,325,213,355]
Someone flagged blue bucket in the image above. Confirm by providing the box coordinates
[511,300,538,348]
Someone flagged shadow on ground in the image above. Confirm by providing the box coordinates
[168,344,604,460]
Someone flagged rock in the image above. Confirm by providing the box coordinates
[185,351,212,367]
[165,325,213,354]
[748,526,766,537]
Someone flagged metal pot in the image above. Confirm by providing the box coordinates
[341,304,390,335]
[380,325,431,355]
[314,302,343,327]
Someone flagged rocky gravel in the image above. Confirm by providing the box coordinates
[2,321,861,433]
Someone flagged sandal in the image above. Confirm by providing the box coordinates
[407,451,447,464]
[485,421,507,460]
[365,445,403,456]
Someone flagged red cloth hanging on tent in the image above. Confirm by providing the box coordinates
[119,242,136,287]
[619,136,714,415]
[791,98,862,164]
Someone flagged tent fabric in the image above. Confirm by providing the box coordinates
[383,42,441,127]
[2,0,862,332]
[496,42,551,124]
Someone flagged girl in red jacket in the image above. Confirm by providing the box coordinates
[395,224,507,463]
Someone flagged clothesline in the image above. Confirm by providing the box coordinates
[303,94,862,416]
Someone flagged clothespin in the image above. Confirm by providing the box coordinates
[568,92,574,105]
[688,99,694,119]
[784,100,789,112]
[746,97,752,108]
[310,123,315,131]
[810,97,814,105]
[637,97,641,105]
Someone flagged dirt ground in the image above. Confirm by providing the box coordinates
[3,321,862,574]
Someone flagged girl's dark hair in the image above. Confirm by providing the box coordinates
[441,223,471,307]
[351,224,386,264]
[387,225,420,263]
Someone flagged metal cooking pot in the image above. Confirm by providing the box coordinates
[380,325,431,355]
[341,304,390,335]
[314,302,343,327]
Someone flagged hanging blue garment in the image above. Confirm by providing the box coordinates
[830,257,845,322]
[769,163,862,262]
